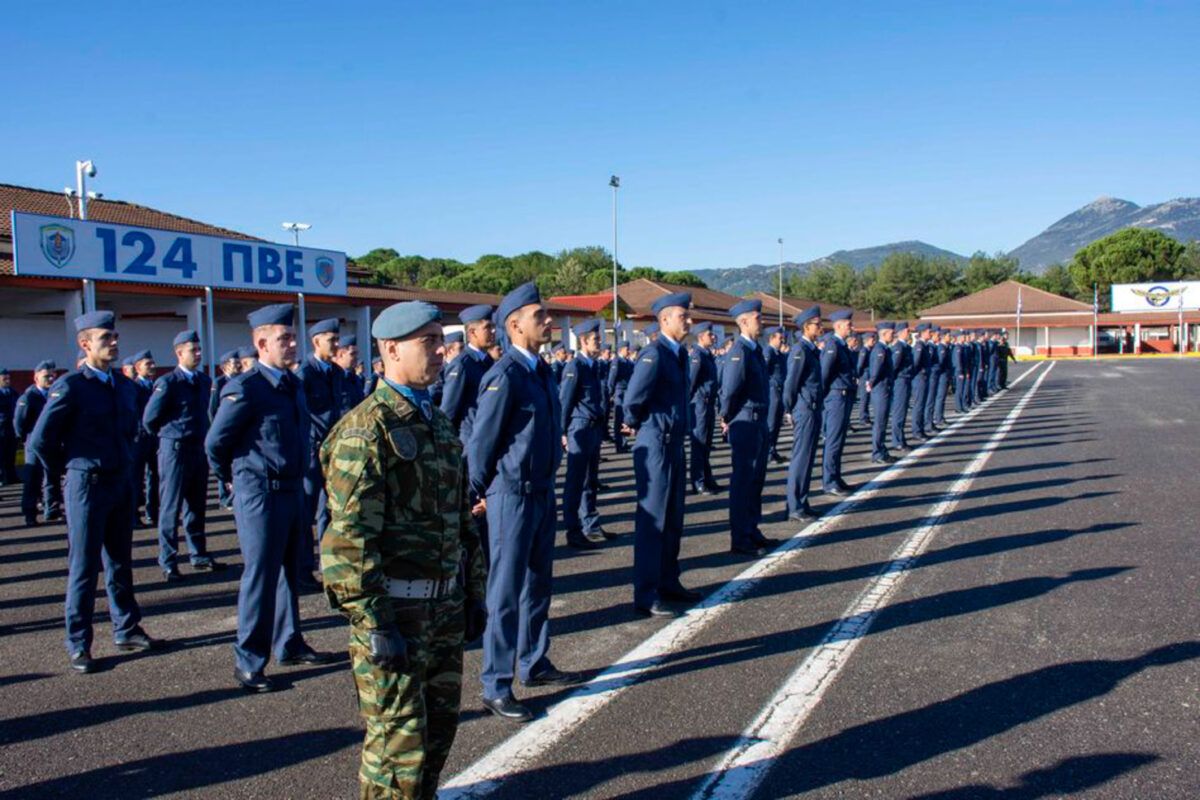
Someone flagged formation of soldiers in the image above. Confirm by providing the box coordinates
[0,288,1016,799]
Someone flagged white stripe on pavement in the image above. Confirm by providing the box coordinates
[440,362,1045,798]
[691,362,1056,800]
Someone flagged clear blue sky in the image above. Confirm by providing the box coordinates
[5,1,1199,270]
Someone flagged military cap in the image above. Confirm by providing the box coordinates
[651,292,691,315]
[829,309,853,322]
[496,282,542,325]
[794,306,821,326]
[644,322,660,336]
[173,329,200,346]
[876,321,894,331]
[915,323,930,332]
[309,318,340,336]
[74,310,115,332]
[219,349,240,364]
[895,321,909,332]
[552,343,565,353]
[131,349,153,364]
[339,335,357,348]
[247,303,294,328]
[371,301,441,340]
[76,349,86,361]
[372,356,382,365]
[728,298,763,318]
[458,304,493,324]
[573,319,602,337]
[445,331,464,344]
[237,346,257,359]
[693,321,712,335]
[862,329,877,339]
[34,360,56,372]
[120,356,135,367]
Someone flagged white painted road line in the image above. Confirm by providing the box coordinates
[691,362,1056,800]
[439,363,1045,798]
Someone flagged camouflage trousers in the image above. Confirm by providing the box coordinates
[350,594,465,800]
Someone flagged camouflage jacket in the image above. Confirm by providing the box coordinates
[320,382,487,629]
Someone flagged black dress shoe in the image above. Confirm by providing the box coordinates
[234,669,274,693]
[771,452,788,464]
[523,667,586,687]
[788,508,819,523]
[567,535,603,550]
[836,481,854,492]
[730,543,769,557]
[692,483,714,496]
[192,558,227,572]
[704,481,723,492]
[24,515,38,527]
[69,650,95,674]
[278,647,334,666]
[296,575,322,592]
[598,528,619,541]
[634,601,679,618]
[660,586,702,602]
[115,628,158,652]
[824,485,851,498]
[870,455,897,464]
[45,512,63,523]
[163,567,185,583]
[481,694,534,722]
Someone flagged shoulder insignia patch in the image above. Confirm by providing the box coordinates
[731,356,741,362]
[224,393,242,402]
[50,391,62,399]
[388,428,418,461]
[338,426,377,442]
[155,384,166,392]
[486,386,500,391]
[640,357,654,363]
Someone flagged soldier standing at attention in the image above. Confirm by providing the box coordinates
[687,322,720,495]
[143,330,223,581]
[782,307,824,522]
[856,330,875,429]
[623,292,699,617]
[29,311,158,672]
[130,350,160,526]
[238,345,258,375]
[909,323,931,443]
[719,299,776,558]
[952,331,969,414]
[15,360,61,526]
[559,319,611,549]
[0,369,16,485]
[299,317,344,588]
[868,323,896,464]
[336,335,365,412]
[999,334,1016,388]
[431,332,462,407]
[889,322,914,453]
[819,310,856,496]
[469,283,584,722]
[322,301,488,800]
[763,327,788,463]
[211,350,242,510]
[206,303,332,692]
[607,340,635,453]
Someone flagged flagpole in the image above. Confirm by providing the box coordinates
[1179,290,1185,358]
[1093,284,1099,361]
[1016,284,1022,359]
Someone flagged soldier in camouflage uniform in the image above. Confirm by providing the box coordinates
[322,301,488,800]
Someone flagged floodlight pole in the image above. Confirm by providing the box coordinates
[777,237,784,327]
[610,176,620,326]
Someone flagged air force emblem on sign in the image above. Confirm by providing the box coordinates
[315,257,335,288]
[40,224,75,267]
[1132,285,1185,307]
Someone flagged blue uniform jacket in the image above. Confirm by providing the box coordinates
[559,354,605,431]
[820,336,855,395]
[342,368,365,412]
[298,355,343,446]
[28,369,139,477]
[204,365,310,489]
[891,340,915,381]
[0,389,15,436]
[607,356,634,397]
[209,373,228,421]
[765,346,787,391]
[718,337,768,423]
[468,350,562,498]
[869,341,894,386]
[13,385,48,440]
[143,367,212,441]
[783,338,823,411]
[439,346,494,443]
[623,337,690,443]
[688,347,717,404]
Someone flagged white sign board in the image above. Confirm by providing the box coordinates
[12,211,347,296]
[1111,281,1200,313]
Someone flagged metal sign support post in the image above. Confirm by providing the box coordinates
[297,292,308,363]
[204,287,217,379]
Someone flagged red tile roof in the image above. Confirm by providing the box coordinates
[920,280,1092,317]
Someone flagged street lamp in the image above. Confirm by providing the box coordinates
[778,237,784,327]
[282,222,312,246]
[75,160,97,220]
[610,175,620,329]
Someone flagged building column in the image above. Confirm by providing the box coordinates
[1134,323,1141,354]
[1043,326,1049,356]
[356,304,372,364]
[63,289,83,363]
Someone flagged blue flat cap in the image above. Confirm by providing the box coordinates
[728,298,762,318]
[573,319,602,337]
[895,321,909,331]
[372,301,442,340]
[552,343,565,353]
[75,349,86,360]
[876,321,894,331]
[765,326,783,337]
[458,304,493,324]
[915,323,930,332]
[120,356,135,367]
[339,335,357,348]
[248,303,294,328]
[446,331,464,344]
[497,282,542,325]
[693,321,712,335]
[133,349,152,363]
[862,329,877,338]
[74,310,115,332]
[794,306,821,326]
[829,309,853,322]
[651,292,691,315]
[237,346,257,359]
[173,329,200,347]
[219,349,240,364]
[644,323,659,336]
[309,318,340,336]
[34,360,56,372]
[372,356,382,365]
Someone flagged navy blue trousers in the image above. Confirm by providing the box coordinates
[157,439,209,569]
[934,373,950,423]
[562,422,602,538]
[21,459,61,519]
[785,399,821,514]
[482,489,555,700]
[871,386,892,459]
[632,429,686,608]
[821,389,851,489]
[689,396,715,487]
[728,416,769,548]
[766,387,785,455]
[232,482,305,673]
[910,376,928,439]
[136,435,159,522]
[64,469,141,653]
[890,378,911,449]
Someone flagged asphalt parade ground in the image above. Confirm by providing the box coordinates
[1,359,1197,799]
